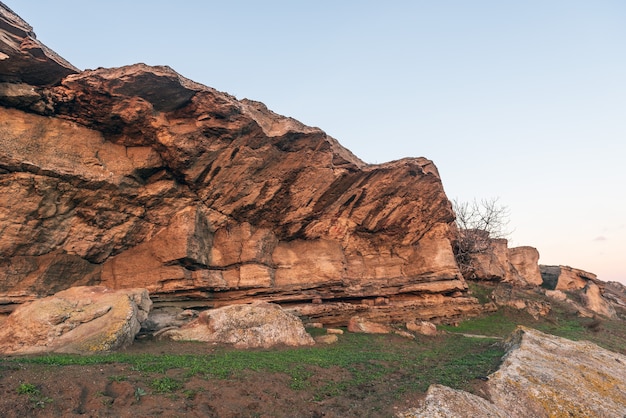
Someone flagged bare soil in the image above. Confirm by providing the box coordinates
[0,338,429,418]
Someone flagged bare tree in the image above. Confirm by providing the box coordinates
[451,197,511,278]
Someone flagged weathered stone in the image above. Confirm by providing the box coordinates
[581,282,616,318]
[400,327,626,417]
[540,265,598,291]
[544,289,567,301]
[0,286,151,354]
[508,246,542,286]
[489,327,626,417]
[347,317,392,334]
[314,334,338,345]
[406,320,438,336]
[398,384,508,418]
[159,302,315,348]
[326,328,344,335]
[464,240,543,287]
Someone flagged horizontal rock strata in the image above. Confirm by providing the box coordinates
[0,5,482,324]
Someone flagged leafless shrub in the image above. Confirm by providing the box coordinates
[452,197,511,278]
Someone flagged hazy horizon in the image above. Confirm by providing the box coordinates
[11,1,626,284]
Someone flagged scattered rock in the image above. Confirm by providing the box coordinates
[314,334,339,345]
[142,306,198,334]
[159,302,315,349]
[393,330,416,339]
[347,317,392,334]
[406,320,438,336]
[0,286,151,354]
[326,328,344,335]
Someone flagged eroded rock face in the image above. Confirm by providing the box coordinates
[0,286,151,355]
[401,327,626,418]
[465,241,543,287]
[540,265,598,291]
[159,302,315,348]
[0,7,482,325]
[540,265,616,318]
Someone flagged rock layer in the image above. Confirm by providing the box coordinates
[0,7,481,325]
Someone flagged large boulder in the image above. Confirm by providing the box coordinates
[159,302,315,348]
[400,327,626,417]
[0,7,482,325]
[0,286,152,355]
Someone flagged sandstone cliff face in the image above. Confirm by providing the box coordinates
[0,6,480,324]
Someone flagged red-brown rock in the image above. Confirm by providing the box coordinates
[0,7,483,325]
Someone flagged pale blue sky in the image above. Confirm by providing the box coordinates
[12,1,626,284]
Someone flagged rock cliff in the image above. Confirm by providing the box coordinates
[0,4,481,325]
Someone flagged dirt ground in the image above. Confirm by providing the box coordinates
[0,338,427,418]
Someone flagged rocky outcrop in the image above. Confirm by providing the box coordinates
[540,264,599,291]
[0,286,151,354]
[540,265,616,318]
[0,2,77,85]
[464,239,543,287]
[400,327,626,417]
[0,7,482,325]
[158,302,315,348]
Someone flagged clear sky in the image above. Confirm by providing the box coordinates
[11,1,626,284]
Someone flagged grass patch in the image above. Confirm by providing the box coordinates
[12,332,505,401]
[150,377,183,393]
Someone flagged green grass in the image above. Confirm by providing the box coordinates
[17,383,40,395]
[11,332,504,401]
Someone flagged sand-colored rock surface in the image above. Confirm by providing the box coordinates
[400,327,626,417]
[159,302,315,348]
[0,286,151,354]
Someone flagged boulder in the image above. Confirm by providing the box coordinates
[581,282,616,318]
[0,286,151,355]
[400,327,626,417]
[406,320,438,336]
[347,317,392,334]
[314,334,339,345]
[158,302,315,348]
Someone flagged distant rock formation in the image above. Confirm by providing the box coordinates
[541,265,616,318]
[400,327,626,417]
[0,6,482,325]
[460,238,543,287]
